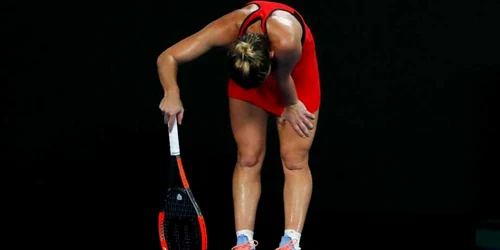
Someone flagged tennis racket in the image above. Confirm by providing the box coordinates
[158,118,208,250]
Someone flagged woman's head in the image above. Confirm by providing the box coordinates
[228,33,272,89]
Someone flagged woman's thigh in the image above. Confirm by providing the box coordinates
[229,98,269,166]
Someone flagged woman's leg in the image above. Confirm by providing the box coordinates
[229,98,268,246]
[276,110,319,249]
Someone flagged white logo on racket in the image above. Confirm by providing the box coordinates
[176,194,182,201]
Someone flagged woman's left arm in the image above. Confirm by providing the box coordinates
[271,27,315,137]
[273,40,302,106]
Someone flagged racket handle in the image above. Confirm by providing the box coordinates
[169,117,180,156]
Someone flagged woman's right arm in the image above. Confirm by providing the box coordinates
[157,11,240,95]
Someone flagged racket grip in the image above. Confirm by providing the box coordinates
[169,117,180,156]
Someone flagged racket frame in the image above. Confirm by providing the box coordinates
[158,119,208,250]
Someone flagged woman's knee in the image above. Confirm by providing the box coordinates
[280,147,309,171]
[237,146,265,168]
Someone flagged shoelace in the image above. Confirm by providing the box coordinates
[275,239,298,250]
[231,240,259,250]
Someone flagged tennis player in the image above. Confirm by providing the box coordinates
[157,1,321,249]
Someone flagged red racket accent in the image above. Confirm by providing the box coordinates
[198,215,208,250]
[176,158,190,189]
[158,212,168,250]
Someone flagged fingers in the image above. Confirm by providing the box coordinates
[177,110,184,125]
[168,114,176,132]
[305,111,315,120]
[160,104,184,130]
[162,110,180,131]
[293,124,306,138]
[281,117,313,138]
[163,112,169,126]
[299,122,310,137]
[301,116,314,130]
[299,109,315,137]
[289,119,311,138]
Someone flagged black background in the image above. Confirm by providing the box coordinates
[4,0,499,249]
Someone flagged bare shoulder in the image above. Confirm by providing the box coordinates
[207,9,243,34]
[197,9,247,47]
[214,7,255,34]
[266,11,303,48]
[234,3,260,27]
[238,3,262,14]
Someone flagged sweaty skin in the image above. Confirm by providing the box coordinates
[156,3,317,236]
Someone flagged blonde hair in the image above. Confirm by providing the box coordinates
[228,33,272,89]
[229,34,268,76]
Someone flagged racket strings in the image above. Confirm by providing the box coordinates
[162,189,201,250]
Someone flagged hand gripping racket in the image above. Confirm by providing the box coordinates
[158,118,208,250]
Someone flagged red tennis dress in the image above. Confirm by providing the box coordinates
[227,1,321,116]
